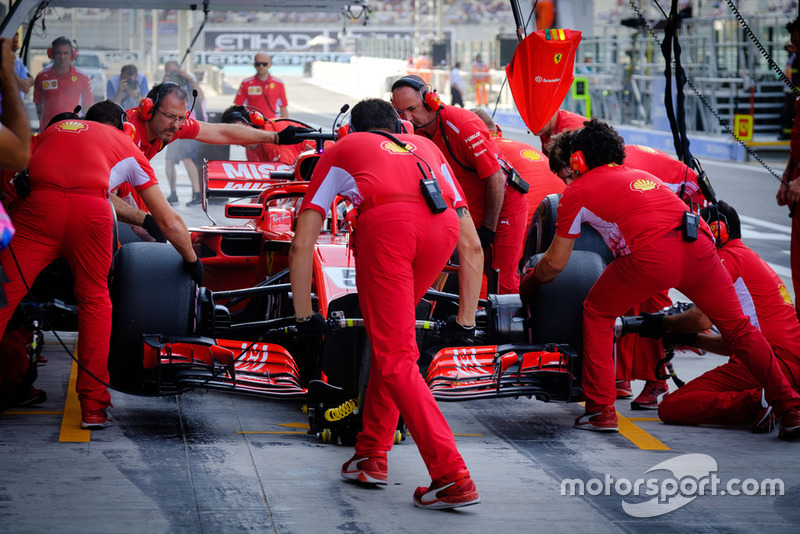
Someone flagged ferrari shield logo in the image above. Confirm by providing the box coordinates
[554,53,563,64]
[269,83,275,89]
[248,86,262,95]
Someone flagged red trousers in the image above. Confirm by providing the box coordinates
[659,349,800,425]
[354,203,465,480]
[0,189,113,412]
[582,230,800,414]
[489,187,528,294]
[615,291,672,382]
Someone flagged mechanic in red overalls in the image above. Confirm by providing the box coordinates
[391,75,526,294]
[233,52,289,119]
[657,201,800,438]
[0,102,200,429]
[472,108,565,230]
[289,98,480,509]
[219,105,318,165]
[520,120,800,435]
[32,37,92,131]
[535,108,587,157]
[548,136,708,409]
[778,16,800,321]
[117,82,308,209]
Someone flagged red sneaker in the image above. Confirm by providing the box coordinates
[616,380,633,399]
[81,409,113,430]
[778,409,800,440]
[413,469,480,510]
[341,454,388,485]
[751,389,776,434]
[574,404,619,432]
[631,380,669,410]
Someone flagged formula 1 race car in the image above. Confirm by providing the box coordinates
[104,133,608,444]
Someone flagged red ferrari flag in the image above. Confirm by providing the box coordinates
[505,28,582,134]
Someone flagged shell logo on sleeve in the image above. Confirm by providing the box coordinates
[381,140,416,154]
[521,148,542,161]
[56,121,88,133]
[630,178,659,192]
[633,145,658,154]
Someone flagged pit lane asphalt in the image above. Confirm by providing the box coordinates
[1,77,799,533]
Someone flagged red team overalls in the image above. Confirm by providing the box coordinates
[0,120,159,413]
[299,131,468,481]
[233,75,288,119]
[659,239,800,425]
[556,165,800,415]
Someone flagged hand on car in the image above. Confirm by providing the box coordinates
[277,126,315,145]
[183,258,204,285]
[295,312,327,338]
[441,315,476,345]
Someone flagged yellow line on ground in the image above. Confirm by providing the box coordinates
[279,422,310,429]
[617,411,670,450]
[627,417,661,422]
[3,410,64,415]
[59,356,90,442]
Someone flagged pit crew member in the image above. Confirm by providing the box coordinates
[233,52,289,119]
[289,98,480,509]
[656,201,800,439]
[220,105,317,165]
[32,36,92,131]
[118,82,308,208]
[548,136,707,408]
[519,119,800,435]
[391,75,525,294]
[778,15,800,321]
[0,102,200,430]
[535,108,587,157]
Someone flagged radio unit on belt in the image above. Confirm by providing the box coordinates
[419,174,447,214]
[499,159,528,194]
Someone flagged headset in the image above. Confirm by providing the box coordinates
[390,75,442,113]
[138,82,193,121]
[47,38,78,61]
[225,106,266,129]
[568,150,589,176]
[701,202,731,247]
[336,105,410,140]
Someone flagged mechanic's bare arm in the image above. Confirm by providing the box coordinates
[280,106,289,119]
[519,234,574,302]
[110,193,146,225]
[0,38,31,170]
[194,121,278,146]
[289,210,324,319]
[480,168,506,231]
[138,186,196,262]
[456,207,483,327]
[662,306,729,354]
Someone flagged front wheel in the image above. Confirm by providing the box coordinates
[108,242,196,392]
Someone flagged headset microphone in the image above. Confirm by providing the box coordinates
[332,103,350,137]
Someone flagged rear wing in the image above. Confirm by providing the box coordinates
[202,160,295,201]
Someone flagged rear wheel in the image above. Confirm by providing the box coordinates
[108,243,196,392]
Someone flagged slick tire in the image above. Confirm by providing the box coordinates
[524,250,606,353]
[108,242,196,392]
